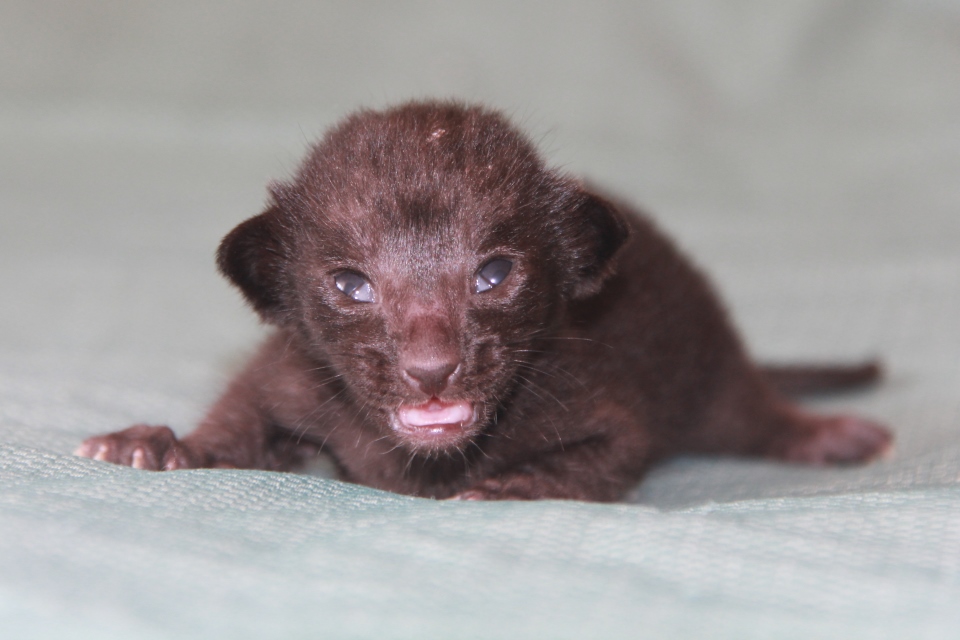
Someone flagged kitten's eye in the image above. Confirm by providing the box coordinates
[474,258,512,293]
[334,272,375,303]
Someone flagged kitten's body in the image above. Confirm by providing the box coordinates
[77,101,891,501]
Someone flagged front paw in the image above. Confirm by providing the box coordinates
[448,476,539,501]
[448,488,494,501]
[75,425,197,470]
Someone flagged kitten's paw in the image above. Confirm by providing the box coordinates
[773,415,893,465]
[447,476,539,501]
[75,425,197,470]
[447,489,489,501]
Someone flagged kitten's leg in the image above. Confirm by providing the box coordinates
[76,332,328,471]
[690,370,893,465]
[75,423,198,470]
[450,443,648,501]
[760,407,893,465]
[75,375,280,471]
[451,416,653,502]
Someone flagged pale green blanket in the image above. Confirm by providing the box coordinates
[3,2,959,637]
[4,444,960,639]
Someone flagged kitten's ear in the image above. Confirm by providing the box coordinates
[561,190,631,299]
[216,203,291,324]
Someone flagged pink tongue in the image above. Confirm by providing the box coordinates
[398,399,472,427]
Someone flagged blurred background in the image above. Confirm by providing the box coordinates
[1,0,959,465]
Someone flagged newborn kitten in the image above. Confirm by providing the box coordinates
[76,101,892,501]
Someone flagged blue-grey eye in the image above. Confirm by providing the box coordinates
[334,272,375,303]
[474,258,512,293]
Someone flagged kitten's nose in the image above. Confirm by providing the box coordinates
[404,361,460,396]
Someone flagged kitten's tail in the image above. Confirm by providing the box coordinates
[761,360,883,397]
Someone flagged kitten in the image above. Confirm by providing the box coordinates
[76,101,892,501]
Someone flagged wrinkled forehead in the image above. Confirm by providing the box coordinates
[302,170,523,273]
[288,109,553,272]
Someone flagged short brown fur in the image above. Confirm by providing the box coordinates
[77,101,892,501]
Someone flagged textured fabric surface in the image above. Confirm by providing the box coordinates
[2,1,960,637]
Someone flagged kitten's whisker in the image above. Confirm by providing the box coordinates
[514,373,568,412]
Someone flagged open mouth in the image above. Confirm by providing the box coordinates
[393,398,476,448]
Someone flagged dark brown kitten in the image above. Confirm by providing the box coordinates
[76,101,892,501]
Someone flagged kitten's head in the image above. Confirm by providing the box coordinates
[217,101,628,453]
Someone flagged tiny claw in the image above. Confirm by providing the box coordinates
[162,447,188,470]
[131,447,148,469]
[93,443,110,461]
[878,442,896,461]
